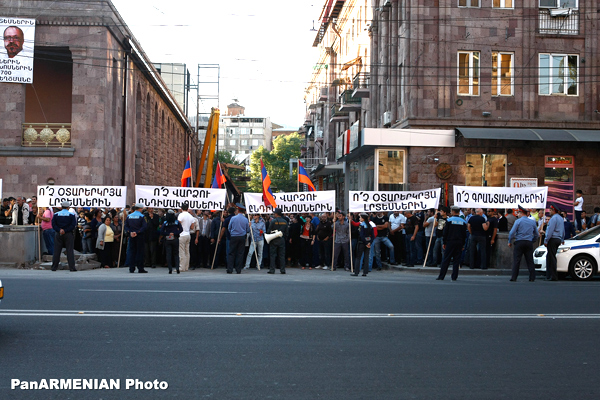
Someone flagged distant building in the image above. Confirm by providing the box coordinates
[217,103,274,166]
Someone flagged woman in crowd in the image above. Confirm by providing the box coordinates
[288,215,302,268]
[160,209,183,274]
[352,213,374,277]
[299,217,315,269]
[111,214,123,266]
[96,216,114,269]
[245,214,266,270]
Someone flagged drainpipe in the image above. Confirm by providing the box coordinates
[121,39,130,186]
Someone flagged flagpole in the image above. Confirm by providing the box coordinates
[249,216,261,271]
[211,211,224,270]
[423,210,437,267]
[330,212,336,271]
[297,162,300,193]
[188,152,192,187]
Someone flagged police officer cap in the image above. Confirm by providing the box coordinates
[61,200,71,207]
[451,205,460,212]
[549,203,561,213]
[273,207,283,215]
[518,205,527,213]
[135,203,145,209]
[235,202,246,210]
[167,209,175,214]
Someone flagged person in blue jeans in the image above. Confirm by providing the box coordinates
[403,210,419,267]
[368,212,397,271]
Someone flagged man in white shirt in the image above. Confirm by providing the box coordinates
[177,202,197,272]
[389,211,406,265]
[574,189,584,232]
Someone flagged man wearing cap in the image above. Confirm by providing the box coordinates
[50,201,78,272]
[227,203,250,274]
[124,203,148,273]
[508,206,540,282]
[267,208,289,274]
[544,203,565,281]
[437,206,467,281]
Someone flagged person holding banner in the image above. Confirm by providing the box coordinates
[332,211,351,272]
[124,204,148,274]
[507,206,539,282]
[267,208,288,274]
[369,211,397,270]
[244,214,265,270]
[436,206,467,281]
[352,213,374,276]
[50,201,78,272]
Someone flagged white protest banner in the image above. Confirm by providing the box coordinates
[453,186,548,209]
[349,189,441,212]
[0,17,35,83]
[37,185,127,208]
[244,191,336,214]
[135,185,227,210]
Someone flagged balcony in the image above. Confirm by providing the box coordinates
[22,123,72,147]
[352,72,370,98]
[538,9,579,35]
[339,89,362,112]
[330,104,349,122]
[319,87,328,102]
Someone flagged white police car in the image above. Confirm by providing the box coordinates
[534,225,600,280]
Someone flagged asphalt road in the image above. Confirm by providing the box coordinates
[1,267,599,399]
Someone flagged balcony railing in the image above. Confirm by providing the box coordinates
[22,123,72,147]
[539,9,579,35]
[330,104,349,119]
[353,72,370,91]
[339,89,361,105]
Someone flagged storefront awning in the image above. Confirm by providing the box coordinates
[457,127,600,142]
[313,162,344,177]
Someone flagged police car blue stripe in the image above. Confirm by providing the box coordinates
[570,243,600,250]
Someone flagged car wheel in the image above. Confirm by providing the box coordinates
[569,256,596,281]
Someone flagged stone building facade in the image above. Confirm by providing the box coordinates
[0,0,198,202]
[304,0,600,211]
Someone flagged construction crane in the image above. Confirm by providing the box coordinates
[195,108,220,188]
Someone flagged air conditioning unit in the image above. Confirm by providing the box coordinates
[383,111,392,127]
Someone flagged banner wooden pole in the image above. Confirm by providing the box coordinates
[117,209,127,268]
[249,216,261,271]
[422,212,437,267]
[211,212,224,269]
[330,214,336,271]
[348,211,354,274]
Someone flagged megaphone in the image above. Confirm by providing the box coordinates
[264,230,283,244]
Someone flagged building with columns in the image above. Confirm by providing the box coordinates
[0,0,198,202]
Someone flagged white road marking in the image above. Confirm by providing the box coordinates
[1,310,600,319]
[78,289,253,294]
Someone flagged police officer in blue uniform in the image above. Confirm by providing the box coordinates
[437,206,467,281]
[51,201,78,272]
[508,205,540,282]
[125,203,148,273]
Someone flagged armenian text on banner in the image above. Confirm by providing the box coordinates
[453,186,548,209]
[37,186,127,208]
[135,185,227,210]
[349,189,441,212]
[244,191,336,214]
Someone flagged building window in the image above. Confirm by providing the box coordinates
[252,139,259,146]
[241,140,248,145]
[377,149,405,191]
[493,0,513,7]
[466,154,507,187]
[458,0,479,7]
[458,51,480,96]
[230,139,236,146]
[539,54,578,96]
[492,52,514,96]
[539,0,577,8]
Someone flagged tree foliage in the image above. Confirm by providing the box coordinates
[214,151,245,180]
[248,133,302,193]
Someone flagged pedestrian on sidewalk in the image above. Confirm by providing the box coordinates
[161,210,183,274]
[124,203,148,273]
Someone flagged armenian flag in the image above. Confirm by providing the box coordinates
[261,159,277,208]
[180,155,192,187]
[211,161,227,189]
[298,160,316,192]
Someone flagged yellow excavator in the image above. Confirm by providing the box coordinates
[195,108,220,188]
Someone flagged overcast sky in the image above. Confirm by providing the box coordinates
[111,0,320,128]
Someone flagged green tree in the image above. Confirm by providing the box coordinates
[248,133,302,193]
[213,151,245,180]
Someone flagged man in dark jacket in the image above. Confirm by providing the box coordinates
[51,201,78,272]
[315,213,333,270]
[267,208,289,274]
[144,207,161,269]
[124,203,148,273]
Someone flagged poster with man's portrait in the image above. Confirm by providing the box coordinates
[0,17,35,83]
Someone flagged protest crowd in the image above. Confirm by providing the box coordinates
[2,191,599,277]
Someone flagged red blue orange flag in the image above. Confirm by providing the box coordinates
[261,159,277,208]
[298,160,316,192]
[211,161,227,189]
[181,155,192,187]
